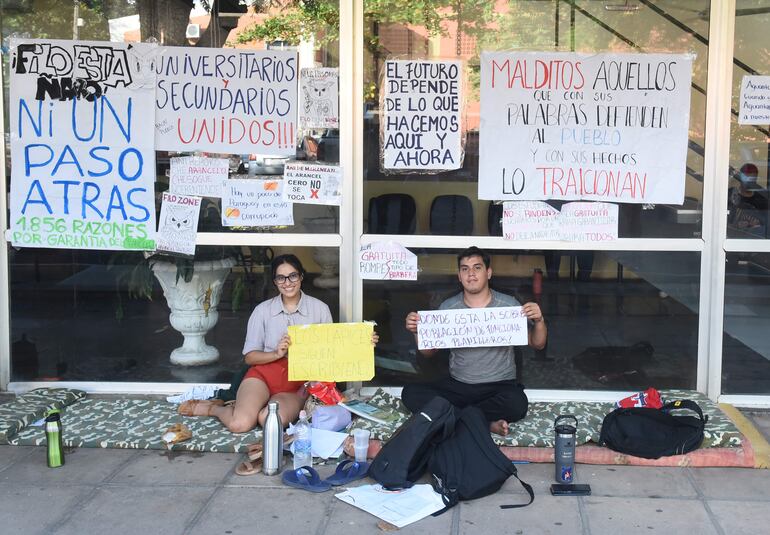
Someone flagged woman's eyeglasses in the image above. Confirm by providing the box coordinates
[274,272,301,284]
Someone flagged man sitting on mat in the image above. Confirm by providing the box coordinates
[403,246,547,436]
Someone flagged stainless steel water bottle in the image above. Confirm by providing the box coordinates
[262,401,283,475]
[554,415,577,483]
[45,409,65,468]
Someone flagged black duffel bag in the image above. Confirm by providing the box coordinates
[600,399,707,459]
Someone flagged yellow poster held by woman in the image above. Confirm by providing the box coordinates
[288,323,375,381]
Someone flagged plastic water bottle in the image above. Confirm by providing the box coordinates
[293,410,312,469]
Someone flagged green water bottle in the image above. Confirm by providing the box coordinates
[44,410,64,468]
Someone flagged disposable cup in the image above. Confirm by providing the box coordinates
[352,429,370,462]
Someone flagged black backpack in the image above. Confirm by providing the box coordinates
[428,406,534,513]
[368,396,457,489]
[599,399,707,459]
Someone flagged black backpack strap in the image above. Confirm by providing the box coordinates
[663,400,708,425]
[499,471,535,509]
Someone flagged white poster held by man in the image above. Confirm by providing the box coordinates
[169,156,228,198]
[382,59,463,171]
[156,193,202,256]
[417,307,528,351]
[221,179,294,227]
[300,68,339,129]
[155,48,298,155]
[738,76,770,125]
[7,39,158,251]
[502,201,560,240]
[479,52,693,204]
[283,162,342,205]
[358,241,418,281]
[559,202,618,242]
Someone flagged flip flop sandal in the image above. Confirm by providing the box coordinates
[246,434,295,461]
[235,458,262,476]
[178,399,224,417]
[323,459,370,486]
[281,466,331,493]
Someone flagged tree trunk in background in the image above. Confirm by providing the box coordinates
[137,0,193,46]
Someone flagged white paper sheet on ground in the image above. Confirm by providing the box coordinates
[165,385,219,404]
[286,425,348,459]
[335,484,446,528]
[359,241,418,280]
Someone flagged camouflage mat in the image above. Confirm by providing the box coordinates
[0,388,86,444]
[7,397,261,453]
[349,389,743,449]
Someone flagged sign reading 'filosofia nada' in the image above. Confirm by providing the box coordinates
[479,52,693,204]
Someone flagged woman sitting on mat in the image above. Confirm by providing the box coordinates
[179,253,378,432]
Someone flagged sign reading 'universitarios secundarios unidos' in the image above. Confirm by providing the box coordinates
[155,48,298,155]
[479,52,693,204]
[7,39,158,251]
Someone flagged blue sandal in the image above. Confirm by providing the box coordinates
[323,459,370,486]
[281,466,332,493]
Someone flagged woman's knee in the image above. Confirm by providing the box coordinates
[227,415,259,434]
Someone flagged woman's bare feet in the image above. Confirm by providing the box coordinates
[489,419,509,436]
[343,435,383,459]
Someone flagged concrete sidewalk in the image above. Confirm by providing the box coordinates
[1,412,768,535]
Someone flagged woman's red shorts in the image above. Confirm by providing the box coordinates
[243,357,304,395]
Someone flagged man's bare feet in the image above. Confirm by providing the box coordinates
[489,419,509,436]
[343,435,383,459]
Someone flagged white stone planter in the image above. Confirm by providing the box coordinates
[151,258,236,366]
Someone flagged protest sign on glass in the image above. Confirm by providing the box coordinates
[502,201,560,241]
[381,60,463,171]
[282,162,342,205]
[169,156,227,198]
[287,323,375,382]
[739,76,770,125]
[478,52,693,204]
[417,307,527,351]
[7,39,157,251]
[300,68,339,129]
[502,200,618,241]
[221,179,294,227]
[156,193,201,256]
[154,48,297,155]
[358,241,418,280]
[559,202,618,242]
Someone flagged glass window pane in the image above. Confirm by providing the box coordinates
[722,252,770,394]
[10,245,338,382]
[362,1,708,238]
[366,249,699,390]
[727,1,770,240]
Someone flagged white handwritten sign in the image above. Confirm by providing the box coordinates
[283,162,342,205]
[221,179,294,227]
[502,201,618,241]
[155,48,298,155]
[382,60,463,170]
[417,307,527,350]
[169,156,227,198]
[359,241,418,280]
[7,39,157,251]
[559,202,618,242]
[300,68,339,129]
[739,76,770,125]
[156,193,201,256]
[502,201,560,240]
[479,52,692,204]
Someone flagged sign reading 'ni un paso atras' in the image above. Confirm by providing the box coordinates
[7,39,158,251]
[479,52,693,205]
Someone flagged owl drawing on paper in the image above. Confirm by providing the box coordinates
[162,205,195,241]
[303,79,335,117]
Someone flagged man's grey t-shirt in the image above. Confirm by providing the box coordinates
[439,290,521,384]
